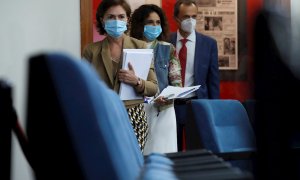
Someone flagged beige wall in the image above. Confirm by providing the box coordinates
[145,0,161,6]
[127,0,161,11]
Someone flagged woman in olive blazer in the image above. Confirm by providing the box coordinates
[82,0,157,151]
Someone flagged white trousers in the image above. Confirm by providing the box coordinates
[143,103,178,155]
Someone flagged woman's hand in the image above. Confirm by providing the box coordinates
[154,96,173,106]
[118,62,139,86]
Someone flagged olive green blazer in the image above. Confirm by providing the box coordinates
[82,35,158,108]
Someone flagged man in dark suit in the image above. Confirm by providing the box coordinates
[169,0,220,151]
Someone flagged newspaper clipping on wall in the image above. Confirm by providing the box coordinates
[196,0,238,70]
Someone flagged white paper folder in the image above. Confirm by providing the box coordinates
[154,85,201,100]
[119,49,153,100]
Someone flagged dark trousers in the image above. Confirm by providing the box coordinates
[174,104,187,151]
[174,101,203,151]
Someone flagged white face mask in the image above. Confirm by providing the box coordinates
[180,18,196,33]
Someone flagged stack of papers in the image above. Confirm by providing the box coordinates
[154,85,201,100]
[119,49,153,100]
[144,85,201,104]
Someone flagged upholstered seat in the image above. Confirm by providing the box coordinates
[190,99,256,173]
[25,53,252,179]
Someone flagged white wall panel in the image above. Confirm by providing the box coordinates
[0,1,81,180]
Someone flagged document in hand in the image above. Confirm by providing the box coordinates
[155,85,201,100]
[119,49,153,100]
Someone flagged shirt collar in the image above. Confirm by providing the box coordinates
[177,30,196,43]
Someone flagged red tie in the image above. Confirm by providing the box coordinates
[178,38,188,151]
[179,38,188,86]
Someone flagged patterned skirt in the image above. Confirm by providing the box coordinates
[127,103,148,152]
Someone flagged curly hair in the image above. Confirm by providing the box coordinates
[130,4,169,41]
[96,0,131,35]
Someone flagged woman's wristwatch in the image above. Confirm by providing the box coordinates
[135,78,141,86]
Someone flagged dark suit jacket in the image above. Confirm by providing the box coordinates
[169,31,220,99]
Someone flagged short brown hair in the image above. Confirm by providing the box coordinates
[96,0,131,35]
[130,4,169,41]
[173,0,197,18]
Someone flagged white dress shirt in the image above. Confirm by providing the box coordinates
[176,30,196,98]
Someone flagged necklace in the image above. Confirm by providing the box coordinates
[110,56,120,63]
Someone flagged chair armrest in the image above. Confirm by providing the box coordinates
[166,149,212,160]
[215,150,256,161]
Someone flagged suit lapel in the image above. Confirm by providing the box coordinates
[101,38,114,85]
[112,35,132,91]
[170,33,177,46]
[122,35,135,49]
[194,32,204,78]
[108,35,146,91]
[121,35,137,71]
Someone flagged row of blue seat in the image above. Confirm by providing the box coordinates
[1,53,255,179]
[26,53,255,179]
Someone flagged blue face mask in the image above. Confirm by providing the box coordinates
[143,25,162,41]
[104,20,127,38]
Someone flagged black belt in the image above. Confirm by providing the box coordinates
[174,96,197,105]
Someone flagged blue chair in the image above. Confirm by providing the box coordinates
[25,53,253,179]
[0,80,12,180]
[191,99,256,171]
[26,53,176,180]
[242,99,256,127]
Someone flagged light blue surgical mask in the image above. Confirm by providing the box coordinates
[104,20,127,38]
[143,25,162,41]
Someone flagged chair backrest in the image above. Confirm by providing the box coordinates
[253,8,300,179]
[191,99,256,153]
[26,53,144,180]
[242,99,256,127]
[0,80,12,180]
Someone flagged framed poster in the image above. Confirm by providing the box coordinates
[196,0,238,70]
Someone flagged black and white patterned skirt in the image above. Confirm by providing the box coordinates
[127,103,148,152]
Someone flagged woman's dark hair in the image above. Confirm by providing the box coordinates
[96,0,131,35]
[130,4,169,41]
